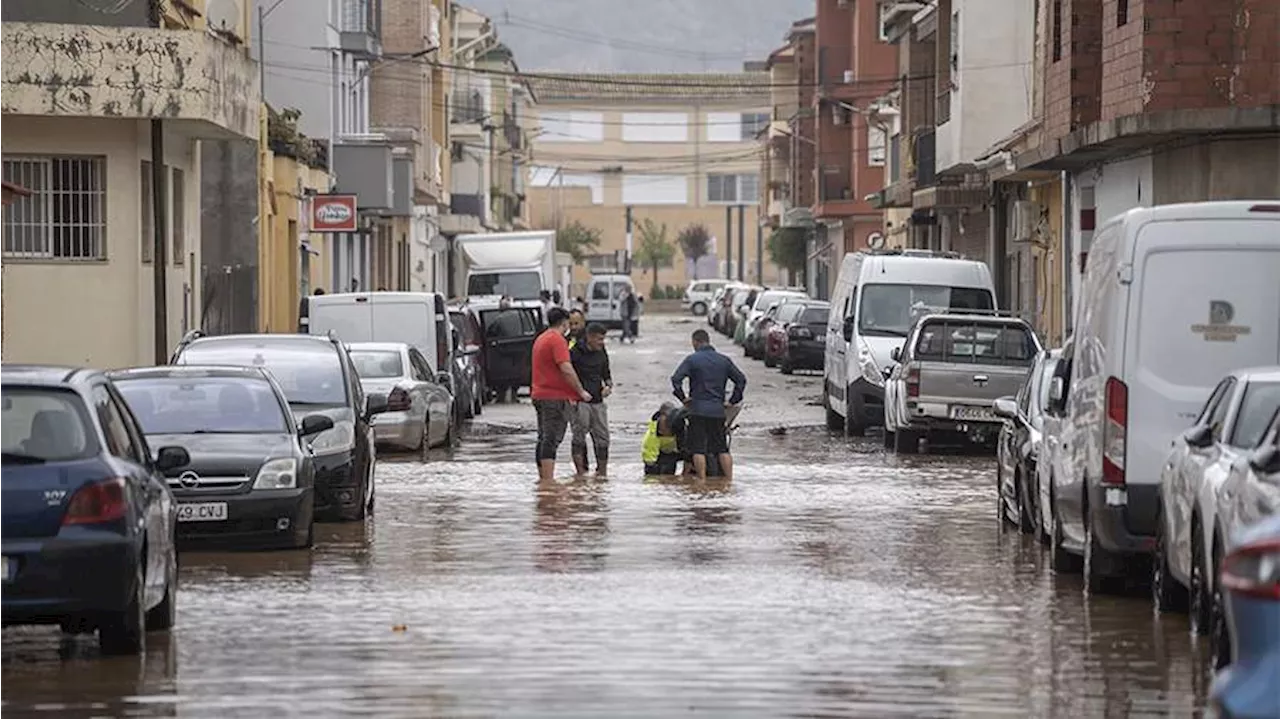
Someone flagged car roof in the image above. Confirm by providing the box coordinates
[346,341,411,353]
[108,365,272,381]
[1232,366,1280,383]
[1,364,101,387]
[186,334,337,350]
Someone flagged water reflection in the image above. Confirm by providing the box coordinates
[533,476,610,573]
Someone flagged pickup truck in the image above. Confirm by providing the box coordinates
[883,312,1042,454]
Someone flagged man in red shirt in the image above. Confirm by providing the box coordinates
[532,307,593,480]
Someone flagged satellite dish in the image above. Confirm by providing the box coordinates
[206,0,241,33]
[867,231,886,249]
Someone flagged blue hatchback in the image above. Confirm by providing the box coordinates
[1,366,190,655]
[1208,514,1280,719]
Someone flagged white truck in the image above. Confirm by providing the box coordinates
[455,231,556,302]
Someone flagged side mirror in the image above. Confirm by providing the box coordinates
[841,316,854,343]
[1049,377,1065,408]
[154,446,190,472]
[436,371,452,386]
[890,346,902,363]
[299,414,335,437]
[365,393,390,417]
[1182,424,1214,449]
[1248,445,1280,475]
[993,396,1019,420]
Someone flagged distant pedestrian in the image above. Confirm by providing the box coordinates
[531,307,593,481]
[570,322,613,476]
[620,290,640,343]
[552,289,563,307]
[539,290,554,316]
[671,329,746,481]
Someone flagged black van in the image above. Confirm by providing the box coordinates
[467,299,546,402]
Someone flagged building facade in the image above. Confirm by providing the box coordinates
[524,72,780,297]
[1,0,258,367]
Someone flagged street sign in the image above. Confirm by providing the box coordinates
[310,194,358,233]
[867,231,886,249]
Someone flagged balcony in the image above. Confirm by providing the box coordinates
[340,0,382,59]
[451,90,487,138]
[1,22,258,140]
[450,193,485,220]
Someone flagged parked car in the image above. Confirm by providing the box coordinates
[469,298,547,402]
[743,301,784,360]
[448,306,486,417]
[994,348,1061,538]
[711,284,746,335]
[883,312,1041,454]
[1054,201,1280,593]
[684,279,731,316]
[347,342,456,450]
[110,365,330,550]
[305,291,451,376]
[740,289,808,350]
[170,332,388,522]
[1153,368,1280,630]
[732,286,770,346]
[765,301,830,374]
[1,365,191,655]
[824,249,997,436]
[1040,337,1083,573]
[1207,514,1280,718]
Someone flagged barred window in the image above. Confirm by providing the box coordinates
[3,156,106,260]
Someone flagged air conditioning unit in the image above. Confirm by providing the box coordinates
[843,69,855,84]
[1012,200,1041,243]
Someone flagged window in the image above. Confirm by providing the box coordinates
[1,387,96,463]
[559,173,604,204]
[172,167,185,266]
[868,124,887,167]
[538,110,603,142]
[1052,0,1062,62]
[585,254,617,273]
[706,112,768,142]
[92,385,141,463]
[348,349,405,379]
[3,156,106,260]
[914,322,1037,366]
[621,112,688,143]
[950,12,960,74]
[141,161,154,263]
[591,280,612,299]
[1230,382,1280,448]
[740,112,769,140]
[1206,380,1236,441]
[113,377,289,435]
[858,284,995,337]
[1117,0,1129,26]
[621,174,687,205]
[706,173,759,204]
[877,2,891,41]
[176,342,350,406]
[409,349,434,382]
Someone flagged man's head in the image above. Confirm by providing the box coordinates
[691,329,710,349]
[568,309,586,334]
[585,322,608,350]
[547,307,570,330]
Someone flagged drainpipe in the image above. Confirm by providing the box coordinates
[151,120,168,364]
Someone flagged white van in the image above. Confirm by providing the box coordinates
[585,274,637,329]
[307,292,451,375]
[1050,201,1280,587]
[823,250,996,435]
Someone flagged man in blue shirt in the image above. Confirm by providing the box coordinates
[671,329,747,481]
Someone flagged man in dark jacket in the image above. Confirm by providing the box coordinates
[671,329,746,481]
[570,323,613,475]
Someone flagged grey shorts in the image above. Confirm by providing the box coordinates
[533,399,573,462]
[571,402,610,452]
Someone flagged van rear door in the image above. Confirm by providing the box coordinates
[308,298,374,343]
[1124,219,1280,535]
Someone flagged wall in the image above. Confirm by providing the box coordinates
[1,117,199,368]
[2,0,152,26]
[1153,137,1280,204]
[1042,0,1102,142]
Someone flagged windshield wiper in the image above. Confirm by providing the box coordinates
[2,452,47,465]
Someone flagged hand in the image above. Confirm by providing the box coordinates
[601,386,612,398]
[681,397,692,407]
[579,389,593,402]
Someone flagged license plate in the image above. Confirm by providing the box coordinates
[950,405,996,421]
[2,556,14,582]
[177,502,228,522]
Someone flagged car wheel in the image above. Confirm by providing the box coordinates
[1208,543,1231,670]
[1049,486,1082,574]
[1190,525,1212,634]
[1083,510,1116,594]
[100,558,146,656]
[824,393,844,432]
[780,359,793,374]
[883,428,895,449]
[145,539,177,631]
[996,463,1011,529]
[764,354,777,368]
[463,391,475,419]
[1152,514,1188,613]
[296,514,315,549]
[692,302,707,316]
[473,386,483,416]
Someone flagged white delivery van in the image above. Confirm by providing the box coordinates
[823,250,996,435]
[585,274,637,329]
[307,292,451,375]
[1051,201,1280,586]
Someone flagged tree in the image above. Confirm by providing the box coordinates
[677,223,712,280]
[767,227,808,285]
[555,220,602,263]
[632,218,675,295]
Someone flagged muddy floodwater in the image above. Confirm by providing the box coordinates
[3,316,1210,717]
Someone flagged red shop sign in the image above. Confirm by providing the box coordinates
[310,194,358,232]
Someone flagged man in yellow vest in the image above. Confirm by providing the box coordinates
[642,401,686,476]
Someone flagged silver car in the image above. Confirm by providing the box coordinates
[347,342,455,451]
[1153,366,1280,625]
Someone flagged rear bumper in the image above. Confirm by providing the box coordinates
[174,488,312,548]
[1088,482,1159,556]
[2,533,137,625]
[372,411,422,449]
[785,343,824,368]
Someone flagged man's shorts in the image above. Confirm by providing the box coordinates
[685,414,728,456]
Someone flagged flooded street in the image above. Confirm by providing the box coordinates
[3,315,1210,717]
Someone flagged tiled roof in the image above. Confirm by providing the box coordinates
[525,72,772,103]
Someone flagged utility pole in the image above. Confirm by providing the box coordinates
[624,205,633,273]
[151,120,168,364]
[737,204,745,282]
[724,205,733,280]
[756,218,764,285]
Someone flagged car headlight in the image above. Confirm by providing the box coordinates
[253,458,298,490]
[309,421,356,456]
[857,339,884,387]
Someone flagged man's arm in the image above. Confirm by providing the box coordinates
[726,359,747,406]
[555,336,592,401]
[601,350,613,396]
[670,356,691,401]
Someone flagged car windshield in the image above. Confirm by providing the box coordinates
[800,306,830,324]
[349,350,405,379]
[1231,381,1280,448]
[776,304,804,323]
[859,284,995,337]
[467,271,541,300]
[915,321,1037,365]
[115,377,289,435]
[1,387,97,464]
[178,342,348,406]
[482,309,534,339]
